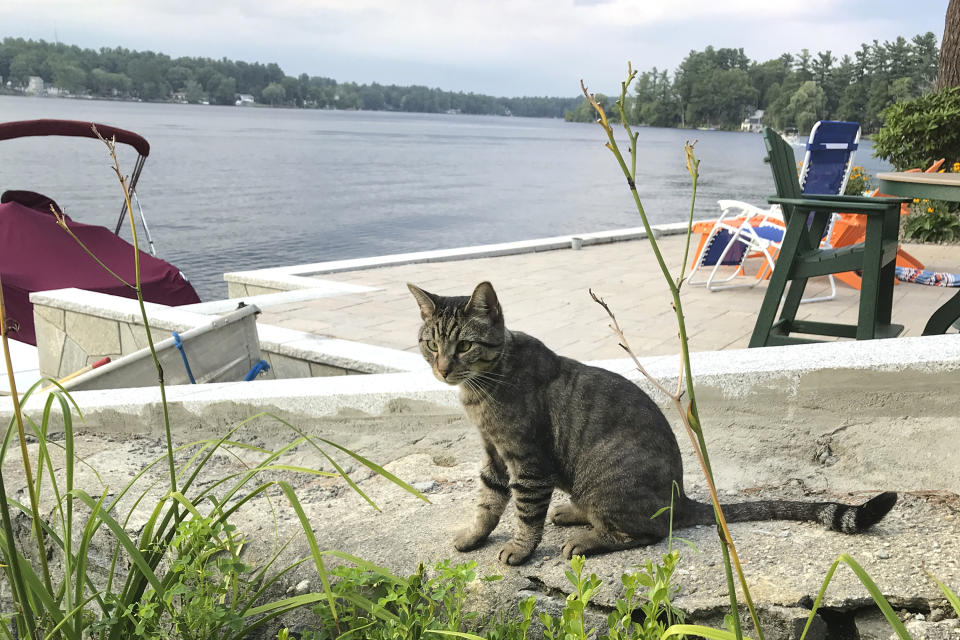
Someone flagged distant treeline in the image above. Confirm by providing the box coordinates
[0,34,941,130]
[567,33,941,133]
[0,37,580,118]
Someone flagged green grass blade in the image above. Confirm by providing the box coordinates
[662,624,749,639]
[0,616,15,640]
[229,594,333,640]
[314,446,381,512]
[317,550,410,587]
[260,464,338,477]
[237,553,309,615]
[800,554,909,640]
[242,592,332,618]
[209,482,273,530]
[258,411,429,507]
[924,569,960,616]
[277,481,339,624]
[167,491,207,521]
[57,388,78,636]
[16,554,65,629]
[3,496,107,619]
[41,590,102,639]
[316,435,429,503]
[74,490,111,618]
[0,470,40,640]
[334,620,377,640]
[70,490,170,611]
[424,631,486,640]
[333,591,400,624]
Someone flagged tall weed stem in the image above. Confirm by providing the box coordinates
[0,274,56,612]
[582,65,763,640]
[91,126,177,497]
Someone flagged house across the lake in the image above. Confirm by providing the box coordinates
[741,109,764,133]
[26,76,44,95]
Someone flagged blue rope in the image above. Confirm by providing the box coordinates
[172,331,197,384]
[244,360,271,381]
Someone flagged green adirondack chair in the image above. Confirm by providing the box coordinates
[748,128,910,347]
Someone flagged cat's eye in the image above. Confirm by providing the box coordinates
[425,339,438,352]
[456,341,472,353]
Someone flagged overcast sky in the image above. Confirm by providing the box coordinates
[2,0,950,97]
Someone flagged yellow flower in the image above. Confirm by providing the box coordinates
[913,198,919,203]
[928,207,935,213]
[953,162,960,172]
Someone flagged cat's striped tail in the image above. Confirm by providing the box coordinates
[677,492,897,534]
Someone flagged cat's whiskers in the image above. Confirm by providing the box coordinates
[463,377,507,424]
[472,366,511,380]
[473,370,518,391]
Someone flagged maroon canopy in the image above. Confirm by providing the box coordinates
[0,198,200,345]
[0,119,150,157]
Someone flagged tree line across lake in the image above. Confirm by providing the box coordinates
[569,33,940,134]
[0,37,579,118]
[0,33,940,132]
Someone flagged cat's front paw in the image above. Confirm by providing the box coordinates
[561,538,586,559]
[562,531,605,558]
[498,540,535,565]
[453,528,489,552]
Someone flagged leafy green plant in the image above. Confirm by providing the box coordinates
[283,551,692,640]
[0,128,425,640]
[873,86,960,171]
[301,558,500,640]
[904,197,960,243]
[539,555,602,640]
[603,550,686,640]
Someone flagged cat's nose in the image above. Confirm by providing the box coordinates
[437,357,453,378]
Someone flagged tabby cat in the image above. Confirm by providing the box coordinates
[408,281,897,566]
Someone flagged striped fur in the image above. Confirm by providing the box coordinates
[408,282,897,566]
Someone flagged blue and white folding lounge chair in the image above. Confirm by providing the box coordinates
[688,120,860,301]
[686,199,784,290]
[798,120,861,196]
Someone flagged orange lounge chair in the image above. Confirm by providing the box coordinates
[828,159,943,290]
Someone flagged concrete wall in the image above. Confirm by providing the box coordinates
[9,333,958,495]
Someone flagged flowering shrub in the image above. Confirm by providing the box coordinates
[844,166,872,196]
[904,161,960,243]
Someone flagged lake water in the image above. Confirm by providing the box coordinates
[0,96,892,301]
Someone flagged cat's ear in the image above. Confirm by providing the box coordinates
[466,281,501,322]
[407,283,437,320]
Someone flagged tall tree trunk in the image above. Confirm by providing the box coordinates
[938,0,960,89]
